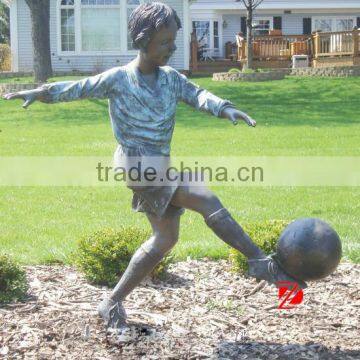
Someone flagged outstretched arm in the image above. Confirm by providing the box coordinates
[176,71,256,127]
[2,67,119,108]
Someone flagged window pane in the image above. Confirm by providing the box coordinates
[214,21,218,36]
[314,19,332,32]
[213,21,219,49]
[61,9,75,51]
[61,0,74,5]
[127,8,134,50]
[81,8,121,51]
[253,19,270,36]
[127,0,140,4]
[336,19,354,31]
[192,21,210,48]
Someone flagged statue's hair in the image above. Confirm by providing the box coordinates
[128,2,182,51]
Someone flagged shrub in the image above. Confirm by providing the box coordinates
[229,220,289,274]
[72,227,173,287]
[0,44,11,71]
[228,68,241,74]
[0,253,28,304]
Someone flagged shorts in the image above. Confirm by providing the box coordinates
[113,144,185,218]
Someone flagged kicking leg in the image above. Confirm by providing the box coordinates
[98,212,180,329]
[171,182,306,287]
[171,183,264,260]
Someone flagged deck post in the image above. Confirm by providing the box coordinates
[353,28,359,58]
[190,31,198,73]
[313,32,320,59]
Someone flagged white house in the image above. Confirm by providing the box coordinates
[8,0,360,73]
[9,0,190,72]
[190,0,360,58]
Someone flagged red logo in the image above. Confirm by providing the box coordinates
[277,281,304,309]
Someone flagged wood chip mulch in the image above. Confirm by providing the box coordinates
[0,259,359,359]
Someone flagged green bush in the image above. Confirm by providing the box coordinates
[0,44,11,71]
[229,220,289,274]
[0,253,28,304]
[72,227,173,287]
[228,68,241,74]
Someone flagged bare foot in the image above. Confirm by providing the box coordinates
[97,297,127,330]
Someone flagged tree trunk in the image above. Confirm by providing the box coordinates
[246,8,253,69]
[25,0,53,83]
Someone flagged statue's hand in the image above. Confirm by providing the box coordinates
[221,107,256,127]
[2,88,47,109]
[248,255,307,289]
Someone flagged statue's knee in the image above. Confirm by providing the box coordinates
[154,231,179,255]
[191,188,222,214]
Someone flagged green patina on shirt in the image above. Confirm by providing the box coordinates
[42,60,234,156]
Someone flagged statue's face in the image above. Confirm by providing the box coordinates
[143,17,178,66]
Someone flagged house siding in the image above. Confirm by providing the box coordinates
[191,0,360,11]
[17,0,33,71]
[198,11,360,48]
[16,0,187,72]
[223,15,241,45]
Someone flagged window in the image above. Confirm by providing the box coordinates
[192,19,222,57]
[336,19,354,31]
[192,21,210,48]
[313,17,355,33]
[60,0,75,52]
[253,18,272,36]
[127,0,141,50]
[81,0,121,51]
[59,0,143,54]
[213,21,219,49]
[314,19,332,32]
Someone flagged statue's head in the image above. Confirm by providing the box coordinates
[129,2,182,66]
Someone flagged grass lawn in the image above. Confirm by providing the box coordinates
[0,75,359,265]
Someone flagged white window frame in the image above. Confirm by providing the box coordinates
[312,16,357,33]
[253,16,273,36]
[58,0,76,55]
[191,15,223,57]
[57,0,142,56]
[125,0,142,55]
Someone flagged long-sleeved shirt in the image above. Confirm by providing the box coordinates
[41,60,234,155]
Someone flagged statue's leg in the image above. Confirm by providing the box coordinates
[170,183,306,287]
[171,184,264,260]
[98,211,180,329]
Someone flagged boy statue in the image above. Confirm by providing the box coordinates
[3,2,306,331]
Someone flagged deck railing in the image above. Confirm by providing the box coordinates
[313,29,359,58]
[237,29,360,61]
[189,29,360,71]
[238,35,311,60]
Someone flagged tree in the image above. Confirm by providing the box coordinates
[236,0,264,69]
[2,0,52,81]
[24,0,53,82]
[0,1,10,44]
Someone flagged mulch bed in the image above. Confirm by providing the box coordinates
[0,260,359,359]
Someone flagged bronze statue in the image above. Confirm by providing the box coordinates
[3,2,306,332]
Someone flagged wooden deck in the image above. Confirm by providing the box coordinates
[190,29,360,71]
